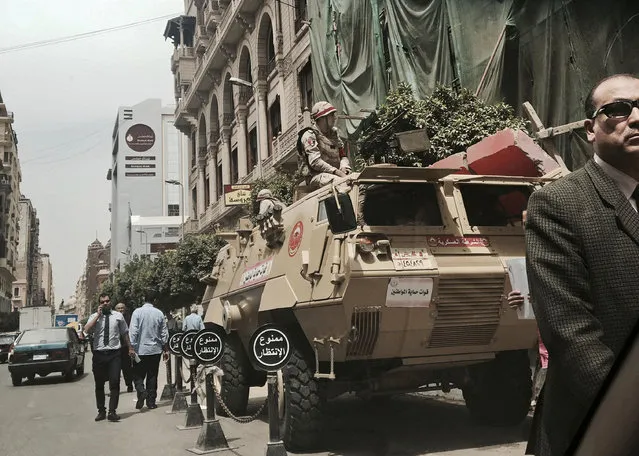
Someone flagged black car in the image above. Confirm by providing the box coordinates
[0,333,17,363]
[8,327,85,386]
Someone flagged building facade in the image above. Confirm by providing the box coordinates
[84,239,110,312]
[39,253,54,307]
[130,215,181,259]
[108,99,189,270]
[165,0,312,233]
[0,92,22,313]
[12,197,39,310]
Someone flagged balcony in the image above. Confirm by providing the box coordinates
[199,200,220,233]
[194,25,210,56]
[204,2,221,33]
[270,112,312,166]
[183,218,199,234]
[171,46,196,83]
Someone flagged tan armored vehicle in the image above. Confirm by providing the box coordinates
[203,164,562,451]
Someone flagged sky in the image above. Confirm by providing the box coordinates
[0,0,182,303]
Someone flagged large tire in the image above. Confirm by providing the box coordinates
[11,374,22,386]
[280,346,325,451]
[462,350,532,426]
[217,333,251,417]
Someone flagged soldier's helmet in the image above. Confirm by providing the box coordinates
[311,101,337,121]
[256,188,273,201]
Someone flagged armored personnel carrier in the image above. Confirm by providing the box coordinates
[203,164,563,451]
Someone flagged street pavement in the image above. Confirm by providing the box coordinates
[1,353,531,456]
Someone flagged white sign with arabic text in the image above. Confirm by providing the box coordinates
[385,277,434,308]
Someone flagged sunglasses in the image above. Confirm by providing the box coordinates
[591,99,639,120]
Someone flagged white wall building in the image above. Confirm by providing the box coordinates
[129,215,182,259]
[108,99,190,270]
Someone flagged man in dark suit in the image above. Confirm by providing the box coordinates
[525,73,639,455]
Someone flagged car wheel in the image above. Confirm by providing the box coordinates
[11,374,22,386]
[27,374,35,382]
[76,360,85,376]
[64,364,76,382]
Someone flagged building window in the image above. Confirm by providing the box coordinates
[266,22,276,74]
[299,61,313,111]
[3,152,8,163]
[268,96,282,156]
[231,147,238,184]
[204,176,210,206]
[168,204,180,216]
[190,132,197,169]
[217,163,223,197]
[248,127,258,170]
[191,188,197,218]
[295,0,308,32]
[14,287,19,297]
[166,227,179,237]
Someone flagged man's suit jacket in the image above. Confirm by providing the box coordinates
[525,159,639,455]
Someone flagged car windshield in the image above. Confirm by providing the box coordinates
[360,183,443,226]
[17,329,68,345]
[0,336,14,345]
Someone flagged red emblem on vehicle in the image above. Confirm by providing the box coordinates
[288,221,304,257]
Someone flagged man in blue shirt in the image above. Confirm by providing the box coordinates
[183,304,204,331]
[129,299,169,410]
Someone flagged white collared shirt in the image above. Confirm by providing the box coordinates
[87,310,128,351]
[594,154,639,212]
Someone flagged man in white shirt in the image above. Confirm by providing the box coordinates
[525,73,639,455]
[182,304,204,332]
[129,299,169,410]
[84,293,135,422]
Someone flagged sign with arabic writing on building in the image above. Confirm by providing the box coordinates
[125,124,156,152]
[386,277,434,308]
[193,328,225,364]
[224,184,252,207]
[248,324,292,371]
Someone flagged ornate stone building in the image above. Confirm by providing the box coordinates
[165,0,312,232]
[84,239,110,314]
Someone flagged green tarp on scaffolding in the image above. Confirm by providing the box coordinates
[309,0,639,170]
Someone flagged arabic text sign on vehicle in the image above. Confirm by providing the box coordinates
[386,277,434,307]
[179,330,198,359]
[391,248,434,270]
[193,328,225,365]
[427,235,490,248]
[168,332,184,356]
[249,325,292,372]
[239,258,274,287]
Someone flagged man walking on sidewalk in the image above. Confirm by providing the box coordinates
[84,293,135,422]
[115,302,134,393]
[182,305,204,331]
[129,297,169,410]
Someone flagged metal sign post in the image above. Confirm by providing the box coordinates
[248,324,293,456]
[160,352,175,401]
[187,327,233,454]
[167,332,188,414]
[177,330,205,430]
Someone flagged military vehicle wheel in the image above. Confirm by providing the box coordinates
[217,333,250,417]
[279,345,325,451]
[462,350,532,426]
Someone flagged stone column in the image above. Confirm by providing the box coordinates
[221,127,231,185]
[236,106,249,179]
[197,158,206,216]
[256,80,270,162]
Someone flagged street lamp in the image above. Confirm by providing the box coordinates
[165,179,186,239]
[229,76,262,178]
[135,229,148,256]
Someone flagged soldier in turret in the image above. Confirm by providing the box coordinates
[297,101,352,189]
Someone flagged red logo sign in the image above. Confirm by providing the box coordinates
[427,236,490,248]
[288,221,304,257]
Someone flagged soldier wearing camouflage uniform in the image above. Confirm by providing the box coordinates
[298,101,351,189]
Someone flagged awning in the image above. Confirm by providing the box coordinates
[163,15,196,46]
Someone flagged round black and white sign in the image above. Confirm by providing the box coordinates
[193,328,225,365]
[180,330,198,359]
[248,324,292,372]
[168,332,184,356]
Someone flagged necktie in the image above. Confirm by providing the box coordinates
[103,313,110,348]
